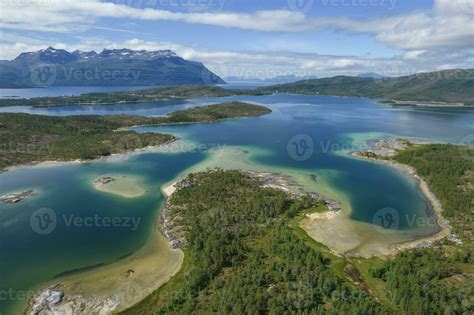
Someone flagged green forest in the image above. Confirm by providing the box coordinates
[258,69,474,105]
[124,169,385,314]
[124,143,473,315]
[0,102,270,170]
[0,85,265,107]
[368,144,473,314]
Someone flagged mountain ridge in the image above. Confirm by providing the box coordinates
[259,69,474,106]
[0,47,225,88]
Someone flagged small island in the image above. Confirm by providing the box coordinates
[0,189,36,204]
[93,174,147,198]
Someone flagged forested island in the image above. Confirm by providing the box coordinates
[259,69,474,106]
[0,101,271,171]
[123,143,473,314]
[0,85,266,107]
[1,69,473,108]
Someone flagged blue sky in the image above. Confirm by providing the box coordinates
[0,0,472,78]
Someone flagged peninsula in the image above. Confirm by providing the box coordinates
[0,101,271,171]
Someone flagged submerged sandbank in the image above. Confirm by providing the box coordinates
[26,215,183,314]
[300,137,450,258]
[93,174,147,198]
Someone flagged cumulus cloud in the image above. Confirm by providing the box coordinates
[1,37,471,79]
[0,0,472,52]
[0,0,472,77]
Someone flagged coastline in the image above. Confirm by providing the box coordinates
[277,92,472,108]
[2,140,177,174]
[299,137,452,258]
[24,182,184,314]
[351,151,451,253]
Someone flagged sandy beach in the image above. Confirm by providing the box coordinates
[93,174,147,198]
[26,189,184,314]
[299,139,451,258]
[354,152,451,253]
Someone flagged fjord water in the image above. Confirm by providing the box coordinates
[1,94,474,313]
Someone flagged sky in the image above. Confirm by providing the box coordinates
[0,0,473,79]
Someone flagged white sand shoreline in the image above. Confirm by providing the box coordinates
[25,190,184,315]
[352,152,451,254]
[93,174,147,198]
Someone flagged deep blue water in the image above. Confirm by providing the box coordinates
[0,93,473,313]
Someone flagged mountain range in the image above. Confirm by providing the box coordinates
[259,69,474,105]
[0,47,225,88]
[224,75,318,84]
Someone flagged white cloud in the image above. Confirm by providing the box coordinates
[0,37,471,79]
[0,0,472,77]
[0,0,473,52]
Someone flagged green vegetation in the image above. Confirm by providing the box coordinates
[161,101,271,124]
[2,69,473,107]
[393,144,473,241]
[0,85,265,107]
[124,170,384,314]
[0,102,270,170]
[125,144,473,315]
[365,144,474,314]
[259,69,474,105]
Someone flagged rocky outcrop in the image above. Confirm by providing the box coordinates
[356,137,429,159]
[0,189,35,203]
[159,171,340,250]
[26,285,119,315]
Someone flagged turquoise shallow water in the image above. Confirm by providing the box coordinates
[1,94,474,312]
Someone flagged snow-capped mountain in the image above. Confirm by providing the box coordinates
[0,47,225,87]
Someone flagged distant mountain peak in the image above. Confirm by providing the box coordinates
[3,47,224,87]
[357,72,387,79]
[98,48,177,59]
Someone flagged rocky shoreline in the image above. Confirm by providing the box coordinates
[352,137,456,252]
[158,170,342,250]
[26,285,120,315]
[0,189,36,204]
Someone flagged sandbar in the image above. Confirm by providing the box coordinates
[93,174,147,198]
